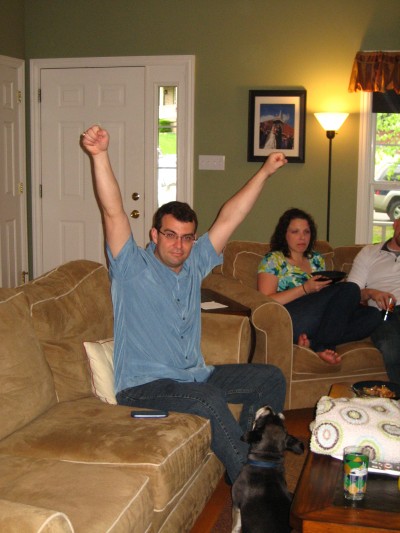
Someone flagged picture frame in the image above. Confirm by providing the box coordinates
[247,89,306,163]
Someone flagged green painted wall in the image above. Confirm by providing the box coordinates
[4,0,400,246]
[0,0,24,58]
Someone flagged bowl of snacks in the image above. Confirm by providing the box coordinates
[352,380,400,400]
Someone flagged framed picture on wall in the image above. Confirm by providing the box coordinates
[248,89,306,163]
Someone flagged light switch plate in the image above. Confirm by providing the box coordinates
[199,155,225,170]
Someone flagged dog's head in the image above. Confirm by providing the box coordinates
[242,406,304,456]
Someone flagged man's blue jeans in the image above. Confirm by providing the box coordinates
[371,305,400,384]
[285,282,381,352]
[116,363,286,483]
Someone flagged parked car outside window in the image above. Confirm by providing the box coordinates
[373,164,400,220]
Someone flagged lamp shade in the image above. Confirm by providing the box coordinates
[314,112,349,132]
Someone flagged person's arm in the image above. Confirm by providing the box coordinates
[348,246,396,309]
[257,272,307,304]
[208,153,287,255]
[359,288,396,309]
[81,125,131,258]
[257,271,332,304]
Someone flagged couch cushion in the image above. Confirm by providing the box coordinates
[0,289,56,441]
[222,241,269,281]
[0,499,74,533]
[234,251,265,289]
[0,454,152,533]
[84,338,116,404]
[22,260,114,402]
[314,240,335,270]
[333,245,365,273]
[222,240,334,289]
[0,397,213,512]
[292,340,386,377]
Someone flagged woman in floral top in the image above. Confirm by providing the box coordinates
[258,208,381,364]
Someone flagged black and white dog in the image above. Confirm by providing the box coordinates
[231,406,304,533]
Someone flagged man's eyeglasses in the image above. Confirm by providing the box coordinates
[158,230,196,243]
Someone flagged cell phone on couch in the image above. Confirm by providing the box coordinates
[131,409,169,418]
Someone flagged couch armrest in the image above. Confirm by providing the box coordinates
[0,499,73,533]
[202,273,293,387]
[201,313,251,365]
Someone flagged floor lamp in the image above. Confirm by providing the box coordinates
[314,112,349,242]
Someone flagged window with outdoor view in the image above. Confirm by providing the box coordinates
[157,86,177,207]
[371,94,400,243]
[351,52,400,244]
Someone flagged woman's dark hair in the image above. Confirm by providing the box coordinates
[153,201,198,232]
[270,208,317,258]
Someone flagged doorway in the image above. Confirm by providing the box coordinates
[30,55,194,277]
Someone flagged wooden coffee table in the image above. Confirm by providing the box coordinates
[290,383,400,532]
[201,288,252,318]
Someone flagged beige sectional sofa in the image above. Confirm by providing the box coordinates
[0,260,252,533]
[202,240,388,410]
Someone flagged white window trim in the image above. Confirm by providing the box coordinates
[30,55,194,276]
[355,92,374,244]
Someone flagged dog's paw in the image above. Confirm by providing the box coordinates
[286,434,305,454]
[231,506,241,533]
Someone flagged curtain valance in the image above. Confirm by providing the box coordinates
[348,51,400,94]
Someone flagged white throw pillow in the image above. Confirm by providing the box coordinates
[83,339,116,404]
[310,395,400,473]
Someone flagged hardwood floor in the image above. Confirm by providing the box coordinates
[190,408,314,532]
[190,476,231,532]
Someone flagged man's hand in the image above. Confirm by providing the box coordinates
[81,125,109,156]
[367,289,396,310]
[261,152,288,177]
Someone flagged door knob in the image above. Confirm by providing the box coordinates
[130,210,140,218]
[132,192,140,201]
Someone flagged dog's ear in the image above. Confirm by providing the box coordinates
[286,434,305,455]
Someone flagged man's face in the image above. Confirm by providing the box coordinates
[392,218,400,248]
[151,214,196,273]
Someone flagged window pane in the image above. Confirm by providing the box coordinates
[157,86,177,207]
[372,112,400,242]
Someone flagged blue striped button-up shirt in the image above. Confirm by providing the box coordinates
[107,233,223,394]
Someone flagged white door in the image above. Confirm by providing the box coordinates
[0,56,27,287]
[31,56,195,277]
[40,67,145,272]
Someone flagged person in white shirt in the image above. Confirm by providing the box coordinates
[347,219,400,384]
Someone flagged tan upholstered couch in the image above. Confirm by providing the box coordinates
[0,260,252,533]
[202,241,388,410]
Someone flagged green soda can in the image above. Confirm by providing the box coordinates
[343,445,370,500]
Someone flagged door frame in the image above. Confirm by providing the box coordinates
[30,55,195,277]
[0,54,27,286]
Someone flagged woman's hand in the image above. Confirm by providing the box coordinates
[303,275,332,294]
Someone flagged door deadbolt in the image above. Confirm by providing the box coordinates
[132,192,140,201]
[130,210,140,218]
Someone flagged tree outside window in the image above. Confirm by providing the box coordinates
[372,113,400,242]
